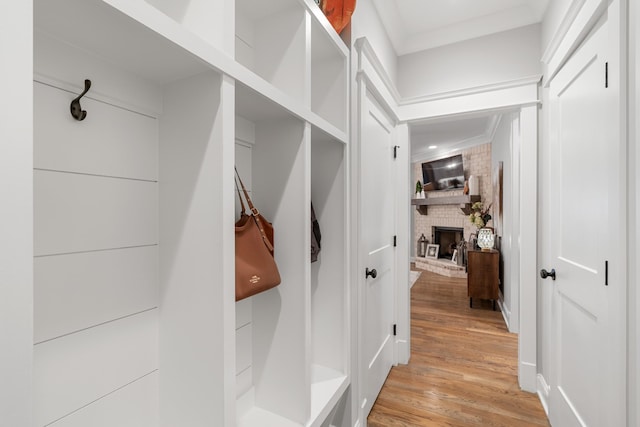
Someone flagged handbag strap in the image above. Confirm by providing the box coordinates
[235,167,274,252]
[235,167,259,216]
[234,175,246,216]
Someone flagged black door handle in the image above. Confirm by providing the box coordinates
[540,268,556,280]
[366,268,377,279]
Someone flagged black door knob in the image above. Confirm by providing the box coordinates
[540,268,556,280]
[366,268,377,279]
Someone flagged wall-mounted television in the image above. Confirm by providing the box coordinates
[421,154,465,191]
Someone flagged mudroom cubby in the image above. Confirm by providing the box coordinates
[310,130,349,426]
[235,87,309,426]
[310,19,349,133]
[235,0,307,103]
[233,115,348,427]
[33,0,348,425]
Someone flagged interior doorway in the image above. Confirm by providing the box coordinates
[409,110,517,320]
[405,100,539,392]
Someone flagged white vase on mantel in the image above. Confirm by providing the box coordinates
[468,175,479,196]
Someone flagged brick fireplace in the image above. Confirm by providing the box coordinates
[413,143,493,277]
[433,226,464,259]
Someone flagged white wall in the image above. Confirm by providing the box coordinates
[491,113,518,332]
[396,24,542,98]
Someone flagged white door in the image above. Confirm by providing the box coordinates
[547,13,626,427]
[359,89,395,418]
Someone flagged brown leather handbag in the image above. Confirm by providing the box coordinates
[235,169,281,301]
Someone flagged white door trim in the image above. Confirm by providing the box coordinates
[517,104,538,392]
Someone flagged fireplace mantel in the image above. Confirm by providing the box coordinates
[411,194,480,215]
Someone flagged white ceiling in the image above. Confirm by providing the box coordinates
[374,1,550,160]
[410,113,501,163]
[373,0,550,55]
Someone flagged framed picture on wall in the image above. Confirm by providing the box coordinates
[426,244,439,259]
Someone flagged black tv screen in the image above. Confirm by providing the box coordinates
[421,154,465,191]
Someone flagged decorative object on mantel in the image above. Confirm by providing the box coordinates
[417,233,428,257]
[463,180,469,195]
[468,175,479,196]
[468,201,492,229]
[426,243,439,259]
[456,239,467,266]
[477,228,495,251]
[415,180,424,199]
[319,0,356,34]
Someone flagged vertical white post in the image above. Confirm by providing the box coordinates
[0,2,33,425]
[518,105,538,392]
[628,1,639,425]
[395,123,411,365]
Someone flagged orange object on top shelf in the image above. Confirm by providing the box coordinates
[321,0,356,34]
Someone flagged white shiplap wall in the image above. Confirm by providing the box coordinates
[33,80,159,426]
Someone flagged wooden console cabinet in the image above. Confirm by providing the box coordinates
[467,249,500,310]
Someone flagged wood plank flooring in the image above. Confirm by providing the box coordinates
[368,269,549,427]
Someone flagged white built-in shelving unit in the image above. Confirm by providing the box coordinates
[32,0,349,425]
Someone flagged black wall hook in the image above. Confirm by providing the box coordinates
[70,79,91,121]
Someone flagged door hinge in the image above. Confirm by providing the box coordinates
[605,260,609,286]
[605,62,609,88]
[393,324,397,336]
[393,235,397,247]
[393,145,400,159]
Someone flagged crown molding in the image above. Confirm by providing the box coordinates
[400,75,542,107]
[541,0,587,65]
[354,37,403,105]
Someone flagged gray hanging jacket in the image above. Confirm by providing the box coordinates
[311,202,321,263]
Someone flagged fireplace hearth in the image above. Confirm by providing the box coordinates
[433,226,464,259]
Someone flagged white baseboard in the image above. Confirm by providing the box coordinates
[519,361,537,393]
[497,295,510,330]
[536,373,550,416]
[396,339,410,365]
[409,271,421,288]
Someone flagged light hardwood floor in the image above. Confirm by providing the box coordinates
[368,269,549,427]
